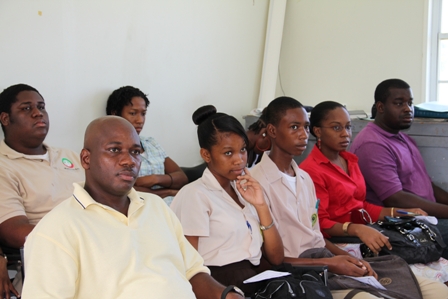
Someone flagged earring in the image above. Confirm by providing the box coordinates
[317,138,321,150]
[256,138,271,152]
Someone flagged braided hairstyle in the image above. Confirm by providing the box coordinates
[247,108,267,135]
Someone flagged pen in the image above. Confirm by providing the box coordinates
[246,220,252,234]
[396,210,421,216]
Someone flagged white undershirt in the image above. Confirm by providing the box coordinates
[24,151,49,162]
[280,171,297,195]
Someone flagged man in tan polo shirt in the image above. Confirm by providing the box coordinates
[0,84,84,250]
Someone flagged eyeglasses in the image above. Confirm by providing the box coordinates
[358,209,373,224]
[321,125,352,132]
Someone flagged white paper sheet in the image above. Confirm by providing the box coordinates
[243,270,291,284]
[415,215,438,225]
[345,275,386,290]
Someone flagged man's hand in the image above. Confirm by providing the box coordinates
[0,256,20,299]
[395,208,427,216]
[190,272,244,299]
[359,259,377,279]
[322,255,370,277]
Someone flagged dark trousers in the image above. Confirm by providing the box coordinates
[437,218,448,259]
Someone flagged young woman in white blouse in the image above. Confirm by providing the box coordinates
[171,105,283,296]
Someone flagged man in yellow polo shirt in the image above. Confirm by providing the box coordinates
[21,116,244,299]
[0,84,84,249]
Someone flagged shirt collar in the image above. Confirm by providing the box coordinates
[200,167,242,193]
[258,151,305,183]
[199,166,255,213]
[72,182,145,211]
[200,167,224,191]
[0,139,52,160]
[309,144,358,164]
[368,122,405,139]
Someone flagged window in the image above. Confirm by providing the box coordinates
[440,0,448,102]
[429,0,448,103]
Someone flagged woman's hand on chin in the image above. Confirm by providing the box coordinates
[236,168,266,207]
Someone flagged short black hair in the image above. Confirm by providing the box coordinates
[374,79,410,104]
[309,101,346,137]
[247,108,267,135]
[106,86,150,116]
[371,103,377,119]
[0,84,42,133]
[0,84,41,115]
[265,96,304,126]
[192,105,248,151]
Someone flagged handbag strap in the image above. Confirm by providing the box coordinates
[343,289,364,299]
[379,219,442,246]
[414,220,438,242]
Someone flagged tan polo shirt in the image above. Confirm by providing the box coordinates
[0,140,84,225]
[251,152,325,258]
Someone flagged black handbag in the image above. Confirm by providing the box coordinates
[362,216,446,264]
[252,264,333,299]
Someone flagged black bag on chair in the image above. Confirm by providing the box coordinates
[252,264,333,299]
[362,216,446,264]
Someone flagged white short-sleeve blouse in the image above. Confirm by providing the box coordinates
[170,168,263,267]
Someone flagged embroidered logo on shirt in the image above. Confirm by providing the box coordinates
[311,213,318,226]
[62,158,74,168]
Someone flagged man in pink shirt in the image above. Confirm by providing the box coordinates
[350,78,448,259]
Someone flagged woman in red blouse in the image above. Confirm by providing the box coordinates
[300,101,425,255]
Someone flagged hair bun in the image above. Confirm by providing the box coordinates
[192,105,217,125]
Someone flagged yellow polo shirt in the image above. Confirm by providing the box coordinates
[0,140,84,225]
[22,183,209,299]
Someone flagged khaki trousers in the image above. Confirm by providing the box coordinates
[330,275,448,299]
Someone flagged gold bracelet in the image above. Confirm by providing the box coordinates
[260,220,275,231]
[342,222,351,236]
[391,207,394,217]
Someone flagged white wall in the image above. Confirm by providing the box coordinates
[0,0,432,167]
[277,0,428,114]
[0,0,269,166]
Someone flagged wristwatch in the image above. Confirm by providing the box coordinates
[221,285,244,299]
